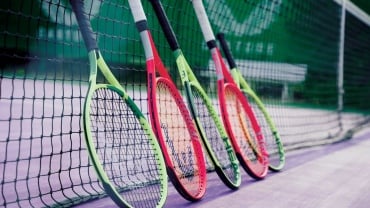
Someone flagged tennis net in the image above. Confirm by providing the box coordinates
[1,0,369,207]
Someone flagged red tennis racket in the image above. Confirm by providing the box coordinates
[191,0,269,179]
[128,0,207,201]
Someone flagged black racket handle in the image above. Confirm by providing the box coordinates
[69,0,98,51]
[148,0,180,51]
[216,33,237,69]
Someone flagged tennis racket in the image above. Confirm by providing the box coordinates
[217,33,285,171]
[128,0,207,201]
[147,0,241,190]
[190,0,269,179]
[70,0,167,207]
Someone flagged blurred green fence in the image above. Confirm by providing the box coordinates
[0,0,369,207]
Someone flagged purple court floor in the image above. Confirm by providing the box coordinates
[75,127,370,208]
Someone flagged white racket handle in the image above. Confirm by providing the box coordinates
[192,0,215,42]
[128,0,147,22]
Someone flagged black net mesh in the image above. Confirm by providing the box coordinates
[0,0,369,207]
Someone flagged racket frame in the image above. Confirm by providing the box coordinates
[129,0,207,201]
[71,0,168,207]
[190,0,269,179]
[216,32,285,171]
[148,0,241,189]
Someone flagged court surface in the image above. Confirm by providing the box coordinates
[74,127,370,208]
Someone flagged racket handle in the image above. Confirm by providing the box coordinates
[69,0,98,52]
[192,0,215,44]
[148,0,180,51]
[128,0,147,23]
[216,33,237,69]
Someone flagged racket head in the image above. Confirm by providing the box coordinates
[71,0,168,205]
[241,89,285,171]
[130,10,207,200]
[187,82,241,189]
[216,32,285,171]
[129,0,207,200]
[83,83,168,208]
[221,83,269,179]
[152,76,207,201]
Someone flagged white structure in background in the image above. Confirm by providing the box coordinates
[205,59,307,102]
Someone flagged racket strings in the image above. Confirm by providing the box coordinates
[156,80,202,195]
[244,93,281,167]
[89,88,164,207]
[224,86,259,163]
[190,85,238,182]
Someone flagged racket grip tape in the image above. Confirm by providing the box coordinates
[148,0,180,51]
[69,0,98,51]
[128,0,147,23]
[192,0,215,43]
[216,33,237,69]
